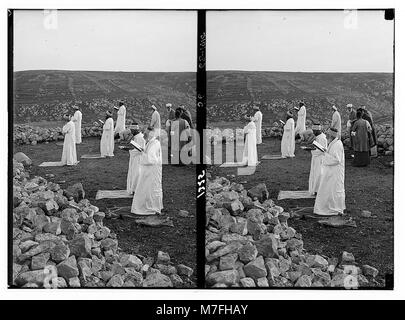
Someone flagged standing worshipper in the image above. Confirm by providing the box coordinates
[346,104,357,149]
[331,105,342,139]
[150,105,161,138]
[241,115,258,166]
[351,109,372,167]
[294,101,307,139]
[308,123,328,195]
[252,105,263,144]
[71,105,82,144]
[170,108,190,165]
[313,128,346,216]
[281,111,295,158]
[131,126,163,216]
[100,111,115,157]
[166,103,176,123]
[114,101,126,137]
[179,105,194,128]
[126,126,146,194]
[61,114,78,166]
[361,106,377,156]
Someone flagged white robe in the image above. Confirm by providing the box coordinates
[331,111,342,139]
[295,106,306,135]
[100,117,114,157]
[314,138,346,216]
[242,121,258,166]
[150,110,161,138]
[308,133,327,194]
[252,111,263,144]
[115,105,126,134]
[72,110,82,144]
[281,118,295,158]
[126,133,146,194]
[61,121,78,165]
[131,137,163,215]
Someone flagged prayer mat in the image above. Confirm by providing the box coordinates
[261,154,284,160]
[237,166,258,176]
[95,190,133,200]
[219,162,246,168]
[55,142,64,146]
[277,190,315,200]
[317,216,357,228]
[39,161,65,167]
[81,154,104,159]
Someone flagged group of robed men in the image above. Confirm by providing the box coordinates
[241,101,375,216]
[60,101,194,216]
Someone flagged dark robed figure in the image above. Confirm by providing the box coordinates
[351,109,372,167]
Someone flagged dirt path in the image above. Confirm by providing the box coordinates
[13,137,197,281]
[208,137,394,284]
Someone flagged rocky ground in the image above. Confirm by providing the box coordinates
[12,137,196,288]
[206,137,393,288]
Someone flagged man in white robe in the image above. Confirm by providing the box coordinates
[314,128,346,216]
[331,105,342,139]
[241,116,258,166]
[281,112,295,158]
[252,105,263,144]
[150,105,161,138]
[126,126,146,194]
[294,102,307,139]
[71,105,82,144]
[61,114,78,166]
[131,127,163,215]
[100,111,115,157]
[308,124,328,195]
[114,101,126,136]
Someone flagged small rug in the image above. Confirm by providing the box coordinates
[219,162,246,168]
[39,161,65,167]
[237,166,258,176]
[95,190,133,200]
[261,154,284,160]
[277,190,316,200]
[81,154,104,159]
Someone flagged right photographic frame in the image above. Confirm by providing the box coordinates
[204,10,394,289]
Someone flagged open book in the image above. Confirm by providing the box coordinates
[130,140,144,152]
[312,140,327,152]
[279,120,285,125]
[98,119,104,125]
[114,106,119,110]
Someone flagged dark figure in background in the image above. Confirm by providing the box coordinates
[351,109,372,167]
[179,105,194,129]
[361,106,377,156]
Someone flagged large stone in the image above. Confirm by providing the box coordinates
[206,241,244,262]
[106,274,124,287]
[69,234,92,258]
[31,252,50,270]
[120,254,143,271]
[342,251,355,264]
[77,258,93,281]
[307,255,329,269]
[156,251,171,265]
[244,256,267,280]
[57,255,79,281]
[238,242,258,263]
[295,275,312,287]
[19,240,39,253]
[224,200,244,216]
[247,183,269,202]
[255,234,279,258]
[64,183,85,202]
[229,217,248,235]
[240,277,256,287]
[15,268,52,287]
[286,238,304,251]
[177,264,194,277]
[143,273,173,287]
[39,200,59,216]
[206,269,240,287]
[206,241,226,252]
[257,277,269,287]
[13,152,32,166]
[362,265,379,278]
[219,253,238,270]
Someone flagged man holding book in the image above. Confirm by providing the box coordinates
[294,101,307,140]
[114,101,126,137]
[131,126,163,216]
[100,111,115,157]
[126,126,146,194]
[313,127,346,216]
[281,111,295,158]
[308,123,327,195]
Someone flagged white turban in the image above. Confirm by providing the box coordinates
[151,105,157,111]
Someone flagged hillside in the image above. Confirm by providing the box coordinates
[13,70,196,124]
[207,71,393,125]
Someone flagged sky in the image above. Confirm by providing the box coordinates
[207,10,394,72]
[13,10,197,72]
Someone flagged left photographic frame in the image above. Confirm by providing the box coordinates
[9,9,199,288]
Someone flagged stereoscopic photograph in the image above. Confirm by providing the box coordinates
[205,10,394,288]
[11,10,197,288]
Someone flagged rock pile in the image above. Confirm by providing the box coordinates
[205,175,379,288]
[12,157,194,288]
[13,124,103,146]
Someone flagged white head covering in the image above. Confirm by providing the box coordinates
[151,105,157,111]
[166,103,172,107]
[332,105,337,111]
[346,104,353,108]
